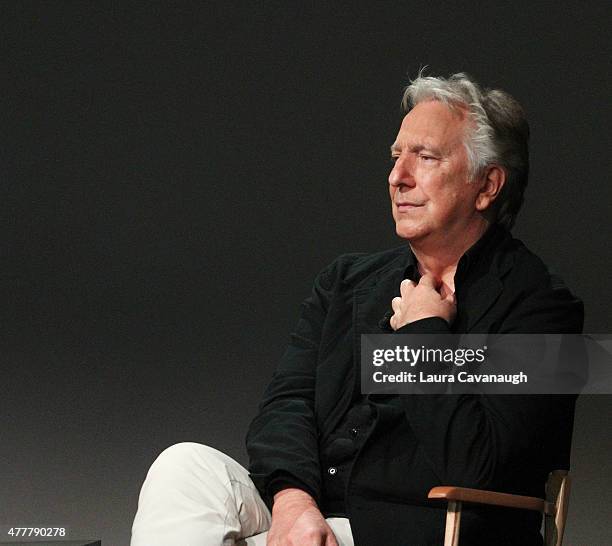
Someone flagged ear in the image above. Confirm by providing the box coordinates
[475,165,506,211]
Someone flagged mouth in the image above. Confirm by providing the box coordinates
[395,202,423,212]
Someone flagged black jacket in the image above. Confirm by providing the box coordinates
[246,226,584,545]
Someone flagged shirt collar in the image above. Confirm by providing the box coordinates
[401,223,508,283]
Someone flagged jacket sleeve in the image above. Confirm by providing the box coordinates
[397,279,584,492]
[245,257,341,507]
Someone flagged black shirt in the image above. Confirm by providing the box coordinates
[271,224,514,513]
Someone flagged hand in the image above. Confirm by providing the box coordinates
[267,488,338,546]
[389,273,456,330]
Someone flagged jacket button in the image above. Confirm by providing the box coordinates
[349,428,358,438]
[328,467,337,476]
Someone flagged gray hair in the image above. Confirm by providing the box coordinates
[402,72,529,229]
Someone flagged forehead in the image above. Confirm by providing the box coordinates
[393,100,469,151]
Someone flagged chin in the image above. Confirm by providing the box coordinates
[395,221,422,241]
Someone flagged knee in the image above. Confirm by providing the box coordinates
[151,442,210,467]
[147,442,227,478]
[142,442,239,500]
[153,441,202,463]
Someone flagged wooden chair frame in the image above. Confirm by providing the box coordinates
[428,470,571,546]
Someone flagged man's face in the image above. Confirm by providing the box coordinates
[389,100,484,245]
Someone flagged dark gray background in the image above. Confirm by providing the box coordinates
[2,2,610,545]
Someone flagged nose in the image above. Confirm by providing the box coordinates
[388,153,415,188]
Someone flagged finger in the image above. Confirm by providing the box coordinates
[391,296,402,312]
[418,273,440,290]
[400,278,416,297]
[325,533,339,546]
[389,314,397,330]
[323,527,339,546]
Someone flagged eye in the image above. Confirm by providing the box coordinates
[419,153,437,162]
[390,155,399,164]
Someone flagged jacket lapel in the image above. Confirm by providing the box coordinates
[322,251,412,436]
[460,239,514,331]
[354,252,415,336]
[461,273,504,332]
[350,253,414,403]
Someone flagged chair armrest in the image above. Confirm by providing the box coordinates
[428,486,555,515]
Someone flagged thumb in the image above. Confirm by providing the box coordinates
[445,291,457,305]
[418,273,439,289]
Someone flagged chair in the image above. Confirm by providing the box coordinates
[428,470,571,546]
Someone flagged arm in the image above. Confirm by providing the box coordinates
[392,274,583,491]
[246,259,336,505]
[246,257,352,545]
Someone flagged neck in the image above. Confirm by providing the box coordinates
[409,220,490,291]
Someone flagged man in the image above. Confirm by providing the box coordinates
[131,73,583,546]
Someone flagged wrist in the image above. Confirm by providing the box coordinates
[272,487,317,511]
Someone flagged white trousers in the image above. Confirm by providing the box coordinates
[131,442,354,546]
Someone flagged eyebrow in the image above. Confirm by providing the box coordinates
[390,142,443,156]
